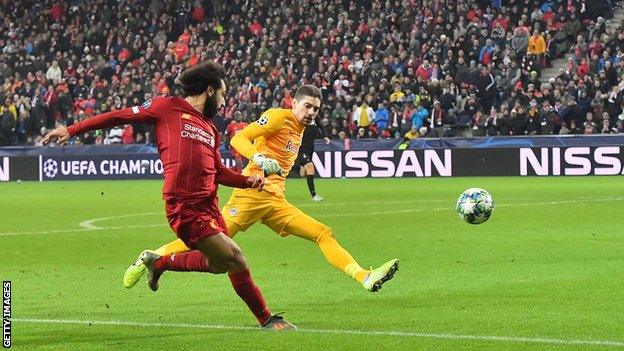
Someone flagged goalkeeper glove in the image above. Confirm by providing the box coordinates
[251,153,283,175]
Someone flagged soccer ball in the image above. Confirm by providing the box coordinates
[456,188,494,224]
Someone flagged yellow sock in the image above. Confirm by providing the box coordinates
[318,235,369,283]
[154,239,190,256]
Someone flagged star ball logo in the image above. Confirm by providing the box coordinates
[257,115,269,126]
[43,159,59,178]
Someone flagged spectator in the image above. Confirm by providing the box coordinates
[388,104,403,136]
[510,108,528,135]
[540,101,558,135]
[331,101,348,123]
[485,107,501,136]
[479,39,497,66]
[526,100,541,135]
[527,29,546,69]
[389,85,405,104]
[374,101,390,132]
[352,100,375,134]
[472,110,487,136]
[45,61,62,85]
[404,126,420,140]
[122,124,134,144]
[411,104,429,131]
[106,125,123,145]
[0,99,16,145]
[583,112,598,132]
[430,101,450,137]
[397,136,410,150]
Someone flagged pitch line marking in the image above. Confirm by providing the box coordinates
[1,197,623,237]
[75,196,624,223]
[296,195,619,208]
[320,196,624,217]
[13,318,624,347]
[76,201,450,230]
[79,212,161,229]
[297,199,448,207]
[0,224,167,237]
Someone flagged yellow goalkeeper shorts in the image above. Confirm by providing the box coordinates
[222,188,303,236]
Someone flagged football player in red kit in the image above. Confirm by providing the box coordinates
[42,61,296,331]
[225,111,249,173]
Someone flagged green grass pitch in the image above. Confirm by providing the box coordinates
[1,177,623,350]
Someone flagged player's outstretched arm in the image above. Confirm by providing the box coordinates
[215,168,265,191]
[47,100,163,144]
[231,116,284,175]
[214,150,265,191]
[230,122,267,159]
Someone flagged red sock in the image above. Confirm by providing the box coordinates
[154,251,210,272]
[228,269,272,324]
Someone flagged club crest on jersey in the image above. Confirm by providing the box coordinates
[257,115,269,126]
[228,207,239,216]
[208,218,219,230]
[141,99,152,109]
[285,140,299,153]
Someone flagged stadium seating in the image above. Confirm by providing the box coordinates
[0,0,621,146]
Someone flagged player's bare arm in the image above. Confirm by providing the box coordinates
[42,126,70,145]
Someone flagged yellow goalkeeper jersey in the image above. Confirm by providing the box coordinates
[230,108,305,197]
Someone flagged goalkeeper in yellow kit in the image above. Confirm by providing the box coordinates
[124,85,398,293]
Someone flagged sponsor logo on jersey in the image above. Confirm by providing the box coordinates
[181,123,215,147]
[285,140,299,153]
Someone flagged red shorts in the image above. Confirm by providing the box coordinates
[165,197,227,249]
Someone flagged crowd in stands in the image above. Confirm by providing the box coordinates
[0,0,622,147]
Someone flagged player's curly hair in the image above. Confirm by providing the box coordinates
[179,61,226,96]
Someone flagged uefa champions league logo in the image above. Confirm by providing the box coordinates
[43,159,58,178]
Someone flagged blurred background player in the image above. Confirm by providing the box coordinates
[124,85,399,293]
[297,114,331,201]
[225,111,249,173]
[43,61,295,331]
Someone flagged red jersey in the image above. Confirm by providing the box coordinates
[226,121,249,139]
[67,97,249,200]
